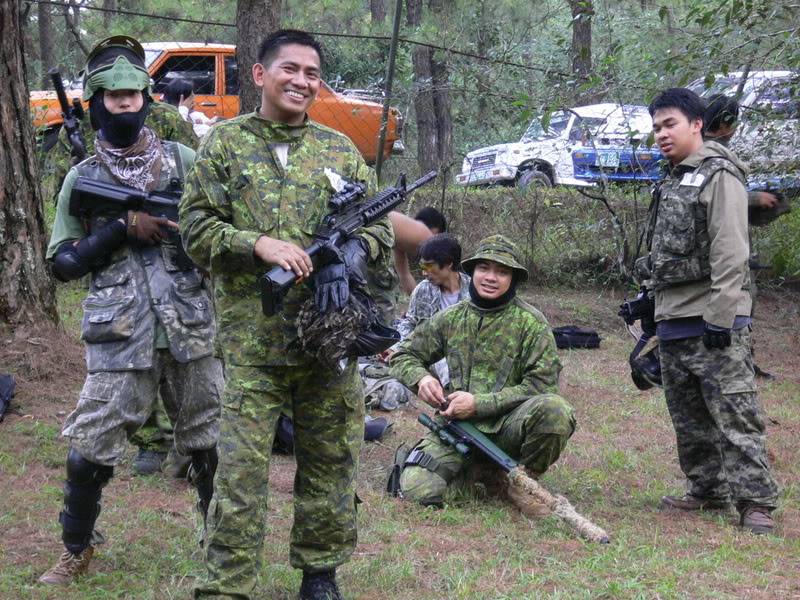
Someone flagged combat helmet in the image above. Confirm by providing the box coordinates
[461,234,529,282]
[82,35,150,101]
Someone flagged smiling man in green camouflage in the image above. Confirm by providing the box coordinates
[180,29,393,600]
[389,235,575,506]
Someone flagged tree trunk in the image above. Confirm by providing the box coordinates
[103,0,117,30]
[38,1,54,88]
[236,0,282,115]
[0,0,59,327]
[568,0,593,78]
[406,0,453,177]
[370,0,386,23]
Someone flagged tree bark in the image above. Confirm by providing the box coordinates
[568,0,593,78]
[370,0,386,23]
[236,0,282,115]
[103,0,117,30]
[38,1,55,88]
[406,0,453,177]
[0,0,59,327]
[63,1,90,57]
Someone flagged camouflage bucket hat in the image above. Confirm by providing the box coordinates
[461,234,528,282]
[82,35,150,100]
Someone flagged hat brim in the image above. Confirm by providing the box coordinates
[461,255,528,282]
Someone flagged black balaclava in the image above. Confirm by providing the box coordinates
[89,91,150,148]
[468,272,519,310]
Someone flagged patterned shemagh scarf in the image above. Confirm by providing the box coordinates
[95,126,163,191]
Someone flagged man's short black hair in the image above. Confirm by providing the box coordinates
[414,206,447,233]
[163,78,194,107]
[648,87,706,123]
[257,29,323,67]
[704,94,740,133]
[420,233,461,269]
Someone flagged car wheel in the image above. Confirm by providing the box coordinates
[518,169,552,188]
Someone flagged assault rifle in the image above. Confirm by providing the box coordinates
[49,68,87,162]
[69,176,194,270]
[418,412,610,543]
[260,170,437,316]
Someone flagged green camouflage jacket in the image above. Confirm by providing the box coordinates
[390,296,561,433]
[179,111,394,367]
[41,101,198,205]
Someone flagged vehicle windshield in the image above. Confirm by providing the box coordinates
[144,49,163,69]
[521,111,571,141]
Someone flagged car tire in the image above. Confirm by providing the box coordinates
[518,169,552,188]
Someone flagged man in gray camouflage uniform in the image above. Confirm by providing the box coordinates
[643,88,779,534]
[38,36,222,585]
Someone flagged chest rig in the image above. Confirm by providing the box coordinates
[642,157,746,289]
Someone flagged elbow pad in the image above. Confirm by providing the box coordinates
[52,219,127,281]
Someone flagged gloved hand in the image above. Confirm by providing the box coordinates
[126,210,176,245]
[703,323,731,350]
[313,237,369,313]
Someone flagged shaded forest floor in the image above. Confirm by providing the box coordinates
[1,284,799,599]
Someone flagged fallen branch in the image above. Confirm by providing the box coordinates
[508,467,610,544]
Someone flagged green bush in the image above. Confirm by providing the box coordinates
[405,184,652,286]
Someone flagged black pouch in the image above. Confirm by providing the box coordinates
[552,326,601,349]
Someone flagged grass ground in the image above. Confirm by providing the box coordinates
[1,283,798,599]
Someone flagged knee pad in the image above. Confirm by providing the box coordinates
[61,449,113,554]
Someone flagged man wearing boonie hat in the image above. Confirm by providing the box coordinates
[390,234,576,506]
[39,35,222,585]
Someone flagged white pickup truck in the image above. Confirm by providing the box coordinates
[455,103,652,188]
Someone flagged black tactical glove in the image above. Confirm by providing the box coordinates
[703,323,731,350]
[313,237,369,313]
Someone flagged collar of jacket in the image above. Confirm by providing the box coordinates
[243,110,309,144]
[467,294,517,315]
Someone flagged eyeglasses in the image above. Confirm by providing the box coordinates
[418,261,436,272]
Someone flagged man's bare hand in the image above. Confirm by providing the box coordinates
[441,391,476,420]
[254,235,313,279]
[756,192,779,209]
[417,375,445,408]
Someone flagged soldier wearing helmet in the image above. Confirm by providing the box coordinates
[39,36,222,586]
[389,235,576,508]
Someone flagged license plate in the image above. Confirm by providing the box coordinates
[468,168,492,182]
[598,151,620,168]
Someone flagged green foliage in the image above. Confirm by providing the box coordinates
[752,198,800,279]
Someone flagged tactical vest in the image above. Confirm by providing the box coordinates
[644,157,748,290]
[74,142,216,372]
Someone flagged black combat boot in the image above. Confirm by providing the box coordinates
[299,569,343,600]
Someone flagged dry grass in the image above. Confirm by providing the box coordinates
[1,284,798,599]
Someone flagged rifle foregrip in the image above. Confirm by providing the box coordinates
[259,266,298,316]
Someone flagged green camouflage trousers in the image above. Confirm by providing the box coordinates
[195,361,365,599]
[130,397,173,453]
[62,352,222,465]
[400,394,575,505]
[659,328,779,509]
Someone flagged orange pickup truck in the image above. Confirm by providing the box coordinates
[31,42,403,164]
